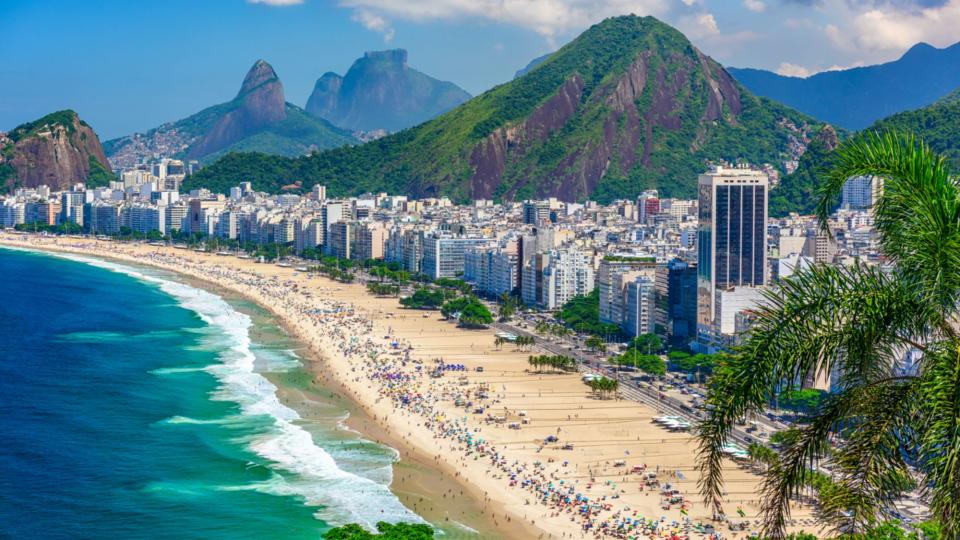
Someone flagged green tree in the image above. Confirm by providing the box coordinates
[778,388,827,414]
[697,132,960,537]
[585,335,607,354]
[558,290,623,338]
[628,333,663,354]
[612,350,666,376]
[322,522,434,539]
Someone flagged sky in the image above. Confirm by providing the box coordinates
[3,0,959,139]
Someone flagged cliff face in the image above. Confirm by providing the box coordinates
[1,110,112,192]
[187,60,288,159]
[305,49,471,133]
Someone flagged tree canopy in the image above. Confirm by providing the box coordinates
[322,522,434,540]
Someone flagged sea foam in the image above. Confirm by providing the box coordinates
[47,251,424,530]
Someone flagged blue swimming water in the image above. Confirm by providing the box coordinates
[0,247,421,539]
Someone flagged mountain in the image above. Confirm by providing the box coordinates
[185,16,828,203]
[305,49,471,133]
[514,53,552,78]
[104,60,356,167]
[728,41,960,130]
[0,110,114,192]
[770,87,960,216]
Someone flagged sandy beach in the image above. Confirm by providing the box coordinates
[0,233,818,539]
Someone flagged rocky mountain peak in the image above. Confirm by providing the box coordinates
[238,59,281,97]
[188,60,287,159]
[362,49,408,67]
[305,49,470,133]
[1,110,113,191]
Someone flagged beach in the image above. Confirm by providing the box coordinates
[0,232,818,539]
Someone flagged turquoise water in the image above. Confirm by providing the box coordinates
[0,247,425,539]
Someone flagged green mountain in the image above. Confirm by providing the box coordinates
[305,49,471,133]
[771,87,960,216]
[185,16,828,202]
[1,110,114,192]
[104,60,356,166]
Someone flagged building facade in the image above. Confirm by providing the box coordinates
[697,166,768,348]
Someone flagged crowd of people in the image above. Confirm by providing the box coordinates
[1,234,797,540]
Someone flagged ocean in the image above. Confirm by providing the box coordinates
[0,247,433,539]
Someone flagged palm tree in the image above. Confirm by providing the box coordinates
[697,132,960,537]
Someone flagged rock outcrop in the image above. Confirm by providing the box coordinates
[1,110,112,191]
[305,49,471,133]
[187,60,288,159]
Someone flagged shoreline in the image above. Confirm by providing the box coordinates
[1,233,819,540]
[0,238,513,539]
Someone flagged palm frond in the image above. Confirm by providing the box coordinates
[918,342,960,537]
[697,262,929,520]
[816,131,960,314]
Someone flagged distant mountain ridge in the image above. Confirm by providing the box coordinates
[729,41,960,130]
[186,15,829,205]
[305,49,471,133]
[104,60,356,166]
[1,110,114,192]
[514,53,552,79]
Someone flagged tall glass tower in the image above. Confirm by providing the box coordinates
[697,166,768,347]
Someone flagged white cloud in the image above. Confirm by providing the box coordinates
[823,22,852,50]
[743,0,766,13]
[352,9,395,42]
[775,62,812,77]
[247,0,303,5]
[696,13,720,35]
[847,1,960,52]
[337,0,669,42]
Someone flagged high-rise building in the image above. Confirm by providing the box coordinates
[522,249,594,310]
[83,201,123,234]
[165,203,189,233]
[422,236,490,280]
[841,176,883,210]
[697,165,768,347]
[0,199,25,228]
[355,224,387,260]
[598,256,657,326]
[655,259,697,347]
[623,276,656,338]
[522,200,552,225]
[326,221,352,259]
[321,202,347,248]
[637,190,660,223]
[188,197,226,234]
[312,184,327,201]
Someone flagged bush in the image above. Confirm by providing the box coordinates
[441,296,493,328]
[399,287,446,309]
[323,522,434,539]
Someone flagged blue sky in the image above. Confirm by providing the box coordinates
[3,0,958,139]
